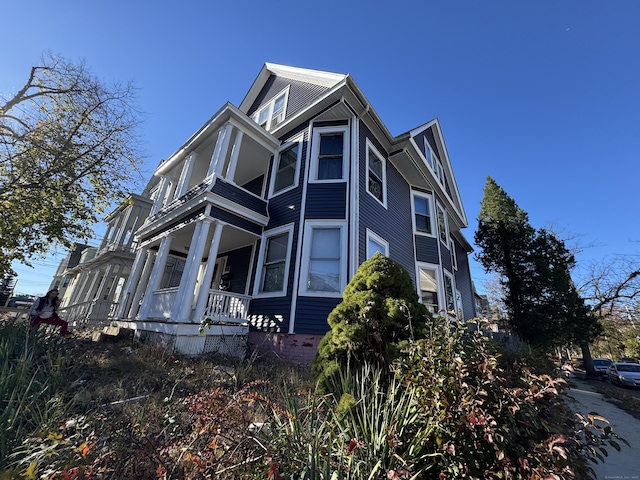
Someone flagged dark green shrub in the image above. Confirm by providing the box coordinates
[312,253,430,392]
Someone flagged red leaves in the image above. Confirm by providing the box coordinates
[267,457,282,480]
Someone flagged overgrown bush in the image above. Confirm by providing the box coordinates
[393,318,624,479]
[312,253,429,392]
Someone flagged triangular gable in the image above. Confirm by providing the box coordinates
[407,119,468,228]
[239,63,345,114]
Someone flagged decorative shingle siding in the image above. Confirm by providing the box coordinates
[358,123,416,281]
[295,297,341,335]
[211,179,268,216]
[248,75,330,120]
[305,183,347,219]
[453,242,476,320]
[415,236,439,264]
[216,245,252,295]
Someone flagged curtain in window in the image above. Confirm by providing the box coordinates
[307,228,340,292]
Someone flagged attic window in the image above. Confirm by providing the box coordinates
[424,137,445,186]
[252,86,289,130]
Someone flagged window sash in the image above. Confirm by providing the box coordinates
[160,256,185,289]
[437,207,447,244]
[419,267,439,314]
[414,196,432,234]
[273,144,299,193]
[317,133,343,180]
[260,232,289,293]
[306,227,341,293]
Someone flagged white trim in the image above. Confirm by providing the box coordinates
[252,223,295,298]
[288,125,314,334]
[365,139,387,208]
[298,220,348,298]
[308,125,350,183]
[252,85,290,131]
[443,270,456,317]
[366,229,389,258]
[450,234,458,270]
[436,203,449,246]
[350,118,359,279]
[268,135,303,198]
[410,190,435,238]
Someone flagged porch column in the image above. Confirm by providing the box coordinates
[94,265,112,301]
[226,130,244,182]
[172,219,212,322]
[138,236,173,319]
[115,247,147,319]
[128,250,156,319]
[113,206,134,247]
[123,205,142,250]
[150,177,169,215]
[176,152,198,198]
[194,222,224,321]
[206,123,233,178]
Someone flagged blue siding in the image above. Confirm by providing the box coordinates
[358,122,415,282]
[211,179,268,216]
[209,206,263,235]
[415,236,439,264]
[305,183,347,219]
[217,245,252,295]
[248,298,291,333]
[248,75,329,122]
[440,243,452,272]
[453,240,476,320]
[295,297,341,335]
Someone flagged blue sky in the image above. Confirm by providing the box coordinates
[2,0,639,296]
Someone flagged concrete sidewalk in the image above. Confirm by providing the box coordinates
[566,379,640,479]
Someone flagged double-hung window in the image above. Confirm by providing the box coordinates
[437,204,448,245]
[366,140,386,206]
[160,256,186,289]
[450,235,458,270]
[443,271,456,315]
[412,192,434,236]
[309,126,349,182]
[418,264,440,314]
[424,137,445,185]
[366,229,388,258]
[270,139,301,196]
[254,224,294,297]
[300,221,347,296]
[252,87,289,131]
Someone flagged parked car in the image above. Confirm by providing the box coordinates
[592,358,613,376]
[617,357,639,364]
[606,362,640,387]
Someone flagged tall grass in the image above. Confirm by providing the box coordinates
[0,318,73,470]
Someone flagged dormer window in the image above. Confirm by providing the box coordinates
[424,136,445,186]
[252,87,289,130]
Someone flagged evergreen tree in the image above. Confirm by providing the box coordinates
[475,177,601,354]
[312,253,429,392]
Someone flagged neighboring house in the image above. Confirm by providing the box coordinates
[113,63,476,362]
[57,190,154,328]
[49,243,92,298]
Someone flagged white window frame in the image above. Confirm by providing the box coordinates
[423,136,445,186]
[299,221,348,298]
[416,262,442,315]
[450,234,458,270]
[443,270,456,316]
[423,136,434,169]
[252,86,290,131]
[456,289,464,320]
[411,191,435,237]
[269,137,303,197]
[253,223,294,298]
[366,139,387,207]
[309,126,350,183]
[436,203,449,246]
[366,229,389,259]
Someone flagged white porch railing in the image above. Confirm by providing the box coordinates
[201,290,250,323]
[147,287,180,319]
[59,300,115,329]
